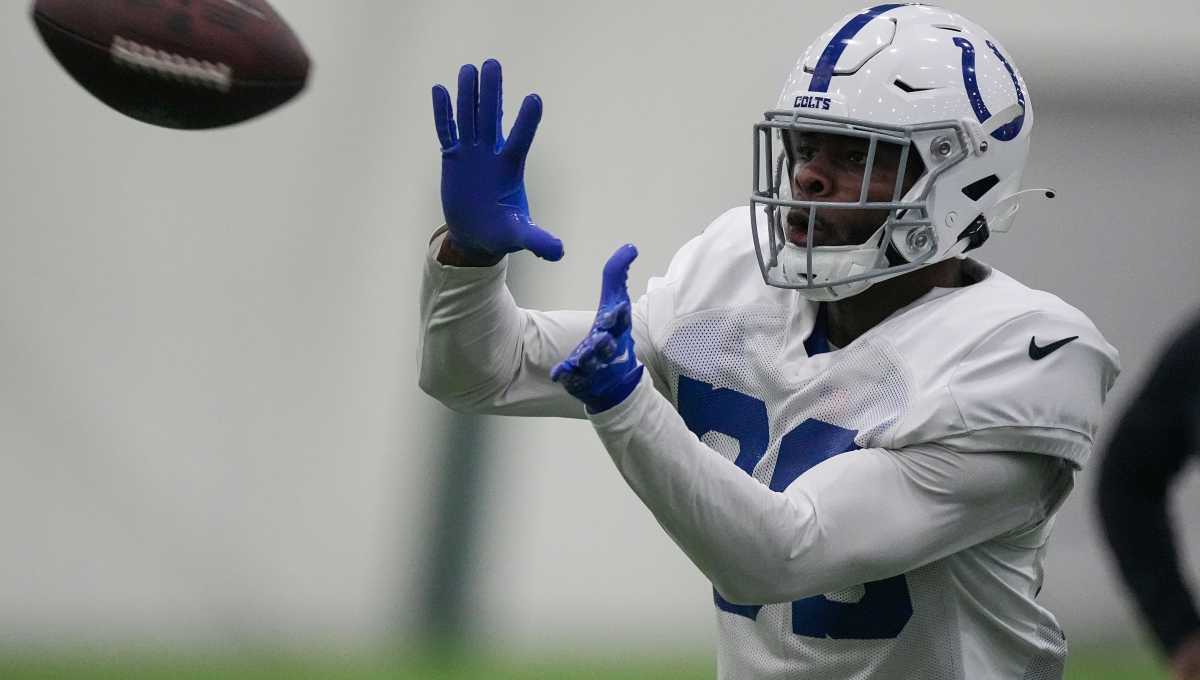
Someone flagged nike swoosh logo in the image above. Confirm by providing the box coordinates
[1029,335,1079,360]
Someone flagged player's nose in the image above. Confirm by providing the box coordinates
[793,159,835,200]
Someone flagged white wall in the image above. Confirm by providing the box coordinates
[1,0,1197,652]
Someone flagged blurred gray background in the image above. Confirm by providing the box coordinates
[1,0,1198,662]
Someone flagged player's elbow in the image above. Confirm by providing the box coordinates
[417,360,454,404]
[708,548,815,605]
[710,578,787,604]
[419,387,481,414]
[721,545,888,605]
[711,565,813,606]
[417,363,490,414]
[711,576,773,607]
[708,498,830,604]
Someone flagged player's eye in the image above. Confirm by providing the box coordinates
[792,143,818,162]
[846,149,869,166]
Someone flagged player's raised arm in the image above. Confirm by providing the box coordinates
[432,59,562,264]
[419,60,650,418]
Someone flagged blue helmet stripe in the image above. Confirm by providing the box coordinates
[985,40,1026,141]
[809,3,907,93]
[953,37,1026,141]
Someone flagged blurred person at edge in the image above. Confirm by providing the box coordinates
[1099,314,1200,680]
[419,5,1120,679]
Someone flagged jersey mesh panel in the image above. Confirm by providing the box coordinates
[1020,624,1067,680]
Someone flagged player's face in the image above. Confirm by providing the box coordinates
[783,131,923,248]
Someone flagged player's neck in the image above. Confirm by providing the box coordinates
[825,258,967,348]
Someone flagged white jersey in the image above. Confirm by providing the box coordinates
[418,208,1121,679]
[637,207,1115,467]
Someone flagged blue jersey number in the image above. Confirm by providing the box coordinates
[678,376,913,640]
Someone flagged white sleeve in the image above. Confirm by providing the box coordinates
[588,376,1071,605]
[418,231,655,419]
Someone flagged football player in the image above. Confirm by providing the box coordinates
[419,5,1121,678]
[1098,313,1200,680]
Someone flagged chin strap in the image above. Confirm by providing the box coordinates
[986,187,1056,234]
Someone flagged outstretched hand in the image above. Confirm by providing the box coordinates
[432,59,563,262]
[551,244,643,413]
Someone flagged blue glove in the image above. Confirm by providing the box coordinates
[551,244,644,413]
[432,59,564,261]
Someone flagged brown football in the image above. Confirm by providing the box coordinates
[32,0,311,129]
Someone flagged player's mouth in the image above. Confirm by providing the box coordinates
[786,209,832,247]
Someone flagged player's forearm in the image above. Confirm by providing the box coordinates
[418,233,590,418]
[588,377,820,603]
[587,376,923,605]
[589,378,1057,605]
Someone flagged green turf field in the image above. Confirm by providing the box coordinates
[0,643,1165,679]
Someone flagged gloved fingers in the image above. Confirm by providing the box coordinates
[519,220,565,261]
[455,63,479,146]
[431,84,457,150]
[554,331,608,379]
[599,244,638,308]
[595,301,632,334]
[551,353,588,385]
[478,59,503,150]
[592,304,624,333]
[549,358,573,383]
[596,307,617,332]
[550,315,639,409]
[502,94,542,160]
[595,334,618,361]
[579,338,604,372]
[615,302,632,334]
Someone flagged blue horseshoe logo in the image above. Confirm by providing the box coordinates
[953,37,1026,141]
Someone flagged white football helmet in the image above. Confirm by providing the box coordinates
[751,4,1050,300]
